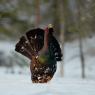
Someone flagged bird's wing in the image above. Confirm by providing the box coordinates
[49,35,62,61]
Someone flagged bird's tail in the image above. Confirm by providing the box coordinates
[15,36,34,60]
[15,28,44,60]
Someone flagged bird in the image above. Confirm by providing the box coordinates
[15,24,62,83]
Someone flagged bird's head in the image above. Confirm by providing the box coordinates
[44,24,54,34]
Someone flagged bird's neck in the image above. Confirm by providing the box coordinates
[43,31,49,50]
[39,31,49,55]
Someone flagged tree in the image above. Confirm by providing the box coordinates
[34,0,40,27]
[76,0,85,78]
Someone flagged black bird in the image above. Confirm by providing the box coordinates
[15,24,62,83]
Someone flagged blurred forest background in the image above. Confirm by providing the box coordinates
[0,0,95,79]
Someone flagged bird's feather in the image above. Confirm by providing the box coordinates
[15,27,62,83]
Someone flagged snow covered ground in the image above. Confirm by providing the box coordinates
[0,36,95,95]
[0,72,95,95]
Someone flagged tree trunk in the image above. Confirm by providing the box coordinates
[35,0,40,27]
[79,34,85,78]
[59,0,72,77]
[51,0,64,77]
[76,0,85,78]
[58,0,65,77]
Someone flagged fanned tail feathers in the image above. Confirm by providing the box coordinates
[15,28,44,60]
[15,28,62,61]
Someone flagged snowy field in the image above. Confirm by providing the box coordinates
[0,71,95,95]
[0,36,95,95]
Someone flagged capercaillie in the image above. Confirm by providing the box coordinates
[15,24,62,83]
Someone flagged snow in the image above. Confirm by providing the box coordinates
[63,37,95,79]
[0,36,95,95]
[0,72,95,95]
[0,41,15,55]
